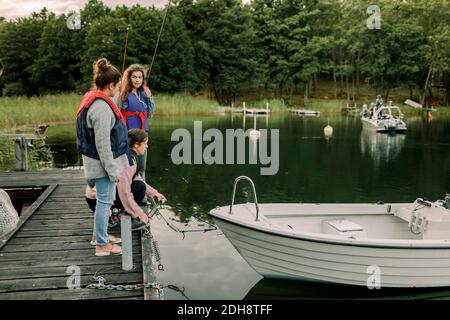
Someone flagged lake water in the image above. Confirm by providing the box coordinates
[1,113,450,299]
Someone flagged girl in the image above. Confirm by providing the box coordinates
[116,128,166,225]
[119,64,155,179]
[76,58,128,256]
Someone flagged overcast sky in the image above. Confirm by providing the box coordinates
[0,0,168,19]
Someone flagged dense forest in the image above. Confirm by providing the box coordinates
[0,0,449,106]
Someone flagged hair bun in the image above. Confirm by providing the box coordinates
[92,57,121,90]
[93,58,110,74]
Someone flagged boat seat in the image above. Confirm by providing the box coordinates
[322,219,367,238]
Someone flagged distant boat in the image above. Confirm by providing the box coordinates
[361,102,407,133]
[404,99,423,109]
[209,176,450,288]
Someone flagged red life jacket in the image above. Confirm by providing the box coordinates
[120,89,151,131]
[124,110,148,131]
[76,91,126,125]
[76,90,129,160]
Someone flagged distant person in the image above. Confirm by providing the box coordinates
[85,128,166,244]
[375,95,383,110]
[361,104,369,117]
[76,58,128,257]
[119,64,155,180]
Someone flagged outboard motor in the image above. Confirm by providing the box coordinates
[445,193,450,210]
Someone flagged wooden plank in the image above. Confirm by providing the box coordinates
[19,226,93,232]
[0,244,142,261]
[13,229,94,237]
[0,288,144,300]
[38,204,90,209]
[0,254,143,271]
[30,215,93,221]
[0,184,57,250]
[20,221,93,229]
[45,199,86,203]
[2,241,142,253]
[27,209,91,215]
[0,262,143,280]
[7,235,95,245]
[21,218,92,225]
[0,271,142,293]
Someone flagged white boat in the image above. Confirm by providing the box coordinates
[209,177,450,288]
[361,102,407,133]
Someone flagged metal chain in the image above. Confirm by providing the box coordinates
[141,219,164,271]
[86,276,188,300]
[86,276,163,291]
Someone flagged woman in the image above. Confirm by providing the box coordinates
[76,58,128,256]
[119,64,155,179]
[86,128,166,244]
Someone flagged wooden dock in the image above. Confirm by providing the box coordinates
[244,108,270,115]
[341,106,360,116]
[288,108,320,116]
[0,170,147,300]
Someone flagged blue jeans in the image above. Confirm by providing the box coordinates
[93,177,116,245]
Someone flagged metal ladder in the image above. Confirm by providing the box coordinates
[229,176,260,221]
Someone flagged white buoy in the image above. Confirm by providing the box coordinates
[249,115,260,140]
[324,118,333,138]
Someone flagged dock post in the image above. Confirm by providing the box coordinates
[243,102,246,114]
[121,214,133,271]
[14,137,28,171]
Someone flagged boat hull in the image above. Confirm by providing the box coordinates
[212,215,450,288]
[361,117,407,133]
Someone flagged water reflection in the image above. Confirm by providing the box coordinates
[151,208,261,300]
[360,130,406,165]
[244,278,450,300]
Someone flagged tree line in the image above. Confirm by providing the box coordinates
[0,0,449,106]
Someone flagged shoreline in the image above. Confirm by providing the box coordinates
[0,92,448,131]
[1,109,448,132]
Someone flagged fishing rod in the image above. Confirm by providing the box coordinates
[146,0,173,85]
[118,30,129,107]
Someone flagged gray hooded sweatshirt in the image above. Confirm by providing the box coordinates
[82,99,129,182]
